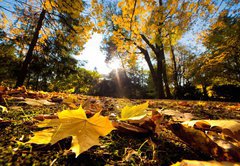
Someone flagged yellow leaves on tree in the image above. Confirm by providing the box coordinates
[88,0,106,33]
[41,0,94,49]
[43,0,84,18]
[0,12,8,29]
[110,0,216,67]
[28,107,115,156]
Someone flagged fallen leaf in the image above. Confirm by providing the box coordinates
[160,109,195,122]
[21,98,55,106]
[82,97,103,113]
[170,123,240,162]
[118,102,148,121]
[171,160,240,166]
[0,105,8,113]
[112,121,149,134]
[183,120,240,141]
[51,96,63,103]
[151,109,164,136]
[178,101,190,107]
[34,114,58,121]
[28,107,115,156]
[193,120,211,130]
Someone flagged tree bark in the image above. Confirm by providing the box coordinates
[169,43,178,95]
[15,9,46,87]
[137,45,164,98]
[158,44,171,98]
[140,35,166,98]
[155,49,165,98]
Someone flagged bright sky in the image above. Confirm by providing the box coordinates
[77,32,202,75]
[74,33,121,75]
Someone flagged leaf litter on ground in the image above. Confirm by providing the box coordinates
[0,87,240,165]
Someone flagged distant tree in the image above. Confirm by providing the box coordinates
[49,67,101,94]
[0,31,20,85]
[200,11,240,86]
[93,67,148,98]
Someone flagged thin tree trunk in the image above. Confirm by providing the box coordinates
[156,43,171,98]
[202,84,208,100]
[15,9,46,87]
[161,47,171,98]
[156,54,165,98]
[170,44,178,95]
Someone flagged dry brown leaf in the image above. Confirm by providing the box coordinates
[21,98,55,106]
[170,123,240,162]
[171,160,240,166]
[112,121,149,134]
[34,114,58,121]
[151,109,164,136]
[160,109,195,122]
[183,120,240,141]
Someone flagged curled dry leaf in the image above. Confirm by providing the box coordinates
[170,123,240,162]
[171,160,240,166]
[183,120,240,141]
[34,114,58,121]
[21,98,55,106]
[160,109,195,122]
[151,109,165,136]
[112,121,149,134]
[82,97,103,113]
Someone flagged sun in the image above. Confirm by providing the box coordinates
[107,59,121,71]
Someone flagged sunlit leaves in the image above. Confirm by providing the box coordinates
[118,102,148,121]
[199,11,240,85]
[108,0,216,68]
[43,0,84,18]
[28,107,115,156]
[0,12,8,29]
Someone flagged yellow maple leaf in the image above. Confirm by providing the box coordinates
[28,107,115,156]
[118,102,148,121]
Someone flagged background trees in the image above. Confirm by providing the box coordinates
[200,11,240,86]
[100,0,215,99]
[1,0,94,87]
[0,0,239,101]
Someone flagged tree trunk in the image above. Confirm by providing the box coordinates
[169,42,178,96]
[202,84,208,100]
[137,45,164,98]
[15,9,46,87]
[162,54,171,98]
[156,54,165,98]
[157,44,171,98]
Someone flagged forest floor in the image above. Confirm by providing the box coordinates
[0,87,239,165]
